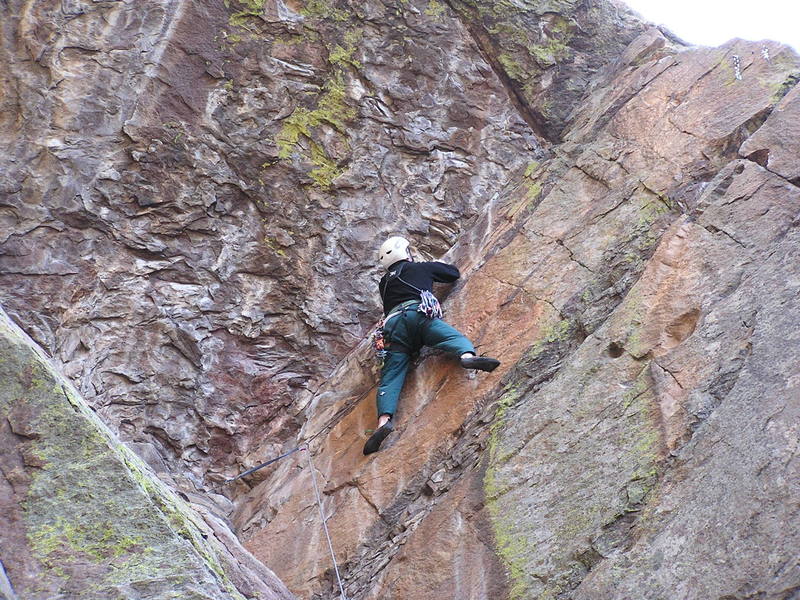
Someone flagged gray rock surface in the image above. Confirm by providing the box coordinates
[1,0,799,599]
[0,306,293,600]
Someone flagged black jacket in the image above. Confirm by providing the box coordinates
[378,260,460,315]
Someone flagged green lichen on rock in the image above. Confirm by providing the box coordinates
[618,366,661,480]
[524,161,540,178]
[523,317,572,362]
[498,53,528,82]
[299,0,351,22]
[227,0,267,29]
[328,29,363,69]
[308,141,344,188]
[424,0,446,18]
[528,36,571,67]
[0,310,248,599]
[524,161,543,200]
[483,314,575,599]
[276,71,355,188]
[766,72,800,104]
[613,190,674,274]
[263,236,289,258]
[483,386,533,600]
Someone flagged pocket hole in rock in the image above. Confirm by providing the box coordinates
[664,308,701,349]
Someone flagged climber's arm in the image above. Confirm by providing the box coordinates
[425,261,460,283]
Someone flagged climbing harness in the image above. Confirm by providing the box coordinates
[371,300,420,364]
[226,446,348,599]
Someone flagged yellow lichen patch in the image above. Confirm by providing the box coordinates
[498,53,528,81]
[328,31,363,69]
[483,386,533,600]
[424,0,446,18]
[300,0,350,22]
[275,72,355,188]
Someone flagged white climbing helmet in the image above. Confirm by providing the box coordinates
[378,236,411,269]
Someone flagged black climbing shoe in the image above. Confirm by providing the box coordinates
[363,421,394,455]
[460,355,501,372]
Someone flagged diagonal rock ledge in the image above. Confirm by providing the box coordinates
[0,306,292,600]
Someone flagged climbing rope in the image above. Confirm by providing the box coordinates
[225,445,348,599]
[304,447,348,600]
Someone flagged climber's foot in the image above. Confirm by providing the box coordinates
[460,355,501,372]
[363,420,394,455]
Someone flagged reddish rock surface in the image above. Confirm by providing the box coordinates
[1,0,799,599]
[236,30,800,600]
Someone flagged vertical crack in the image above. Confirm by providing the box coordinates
[441,0,555,144]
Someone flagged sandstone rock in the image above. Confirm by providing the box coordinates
[0,306,293,599]
[234,28,800,600]
[2,0,799,599]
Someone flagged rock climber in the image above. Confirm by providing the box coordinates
[363,236,500,455]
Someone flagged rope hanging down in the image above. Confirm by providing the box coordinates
[305,447,348,600]
[225,446,348,599]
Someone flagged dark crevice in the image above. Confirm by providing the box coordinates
[441,0,555,145]
[744,148,769,168]
[740,152,800,190]
[702,223,747,248]
[607,341,624,358]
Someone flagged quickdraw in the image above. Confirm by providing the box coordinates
[371,325,387,364]
[417,289,443,319]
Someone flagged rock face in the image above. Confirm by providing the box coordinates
[1,0,799,599]
[0,0,548,496]
[0,307,293,599]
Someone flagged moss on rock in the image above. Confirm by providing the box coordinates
[0,310,249,599]
[275,71,355,189]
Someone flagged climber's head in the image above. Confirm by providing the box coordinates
[379,236,411,269]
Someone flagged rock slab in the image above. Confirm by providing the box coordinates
[0,306,293,600]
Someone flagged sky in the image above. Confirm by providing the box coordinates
[622,0,800,52]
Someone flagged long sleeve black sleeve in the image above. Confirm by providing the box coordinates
[425,261,460,283]
[378,260,460,314]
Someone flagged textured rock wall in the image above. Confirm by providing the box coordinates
[233,26,800,600]
[0,0,545,497]
[1,0,799,599]
[0,306,292,599]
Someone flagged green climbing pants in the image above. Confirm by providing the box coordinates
[377,304,475,417]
